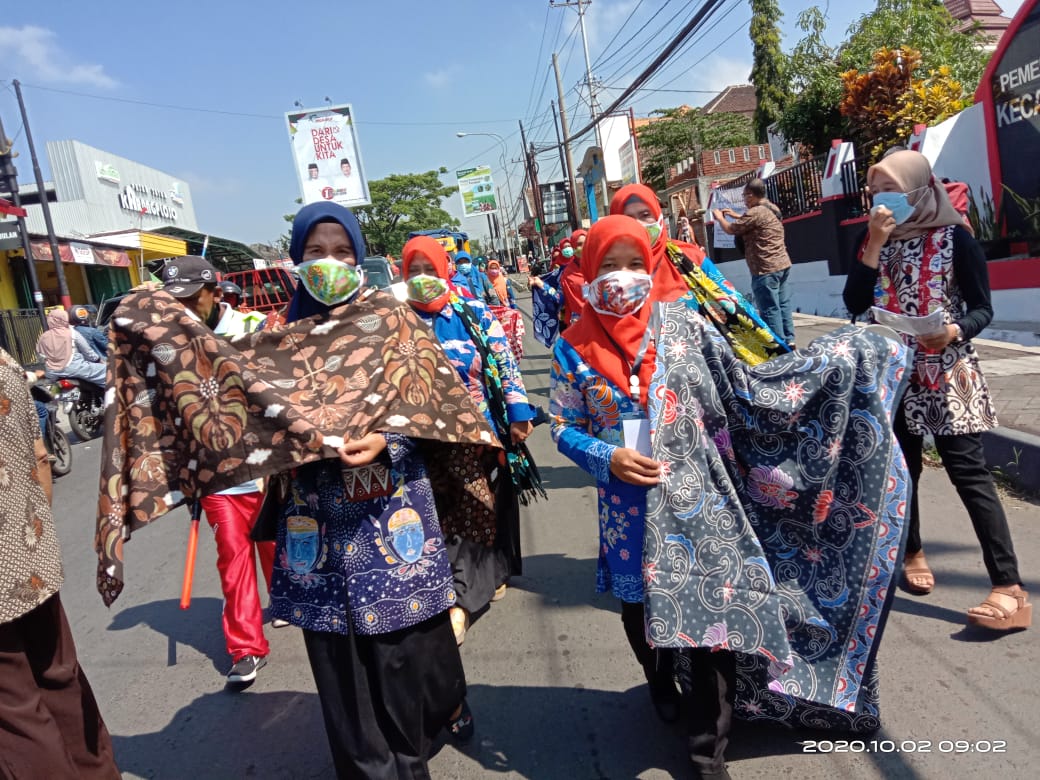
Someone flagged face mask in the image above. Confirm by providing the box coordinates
[871,192,916,225]
[487,268,501,278]
[584,270,653,317]
[406,273,448,304]
[456,262,472,274]
[561,247,575,259]
[644,215,665,245]
[296,257,364,306]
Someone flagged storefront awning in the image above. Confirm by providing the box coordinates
[82,230,188,262]
[30,239,132,268]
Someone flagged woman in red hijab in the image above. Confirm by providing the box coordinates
[559,230,588,328]
[549,215,688,729]
[610,183,789,364]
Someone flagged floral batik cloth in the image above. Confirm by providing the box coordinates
[549,338,648,603]
[532,267,563,348]
[645,302,910,732]
[96,290,499,606]
[269,436,456,636]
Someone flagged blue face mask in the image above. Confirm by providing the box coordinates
[456,262,472,274]
[871,191,916,225]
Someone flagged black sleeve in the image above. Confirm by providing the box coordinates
[842,228,878,317]
[950,225,993,340]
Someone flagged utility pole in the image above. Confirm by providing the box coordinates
[551,100,580,231]
[519,120,548,257]
[13,80,71,310]
[553,53,582,232]
[0,114,46,324]
[550,1,600,129]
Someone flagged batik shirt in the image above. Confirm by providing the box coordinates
[415,297,534,430]
[549,338,646,603]
[0,348,64,624]
[268,434,456,636]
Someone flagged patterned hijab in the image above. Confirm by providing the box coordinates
[867,150,965,242]
[562,215,686,406]
[285,202,368,323]
[609,183,704,273]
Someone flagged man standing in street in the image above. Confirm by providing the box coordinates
[713,178,796,348]
[162,256,280,688]
[0,347,121,779]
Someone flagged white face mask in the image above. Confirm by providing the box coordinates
[583,270,654,317]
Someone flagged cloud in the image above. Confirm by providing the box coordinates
[176,171,241,196]
[585,0,641,50]
[422,67,460,89]
[0,25,117,88]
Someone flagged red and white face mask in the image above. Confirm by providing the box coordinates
[583,270,653,317]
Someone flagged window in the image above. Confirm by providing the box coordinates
[728,149,736,163]
[713,151,721,165]
[758,145,766,160]
[743,147,750,161]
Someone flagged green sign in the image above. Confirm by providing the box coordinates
[456,165,497,217]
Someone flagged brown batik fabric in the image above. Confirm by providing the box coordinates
[96,290,501,606]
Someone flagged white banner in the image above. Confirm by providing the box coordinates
[286,104,370,208]
[708,187,746,250]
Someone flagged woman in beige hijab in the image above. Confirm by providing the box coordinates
[843,150,1030,631]
[35,309,107,386]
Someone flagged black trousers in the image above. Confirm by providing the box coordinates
[895,411,1022,586]
[302,611,466,780]
[0,594,119,780]
[620,601,672,683]
[679,648,735,775]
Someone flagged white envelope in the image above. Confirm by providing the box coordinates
[622,418,652,457]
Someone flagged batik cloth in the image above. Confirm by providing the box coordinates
[95,290,500,606]
[531,267,563,348]
[666,242,790,362]
[644,302,910,731]
[489,305,526,361]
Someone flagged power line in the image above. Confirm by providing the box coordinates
[523,3,555,121]
[588,0,647,71]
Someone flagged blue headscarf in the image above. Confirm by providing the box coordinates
[285,202,368,323]
[451,250,485,297]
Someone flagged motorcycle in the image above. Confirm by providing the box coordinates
[30,381,73,477]
[50,377,106,441]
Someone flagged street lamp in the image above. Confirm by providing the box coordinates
[456,131,518,267]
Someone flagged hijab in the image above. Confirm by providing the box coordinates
[37,309,75,373]
[867,150,966,242]
[285,202,367,323]
[401,235,453,313]
[486,260,509,305]
[562,215,685,407]
[609,183,704,280]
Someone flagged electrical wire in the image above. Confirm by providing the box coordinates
[523,3,555,121]
[588,0,647,71]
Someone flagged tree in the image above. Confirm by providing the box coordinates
[777,0,989,154]
[749,0,789,143]
[354,168,459,256]
[279,170,459,258]
[840,47,968,162]
[636,107,755,192]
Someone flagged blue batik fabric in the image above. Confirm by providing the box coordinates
[531,268,563,348]
[644,302,910,732]
[549,338,648,603]
[268,433,456,636]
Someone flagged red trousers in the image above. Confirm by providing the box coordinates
[0,594,120,779]
[200,492,276,662]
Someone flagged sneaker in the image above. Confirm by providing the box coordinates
[227,654,267,684]
[271,618,290,628]
[446,699,475,743]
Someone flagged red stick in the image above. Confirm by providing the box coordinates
[179,505,202,610]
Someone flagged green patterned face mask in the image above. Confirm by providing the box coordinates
[296,258,364,306]
[406,274,449,304]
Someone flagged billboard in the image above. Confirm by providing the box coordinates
[286,104,370,208]
[539,181,571,225]
[456,166,497,216]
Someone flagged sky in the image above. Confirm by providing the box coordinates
[0,0,1027,248]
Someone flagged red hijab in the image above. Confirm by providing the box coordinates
[401,235,453,313]
[609,183,705,275]
[562,215,686,407]
[560,231,588,324]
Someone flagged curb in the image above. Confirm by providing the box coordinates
[982,427,1040,495]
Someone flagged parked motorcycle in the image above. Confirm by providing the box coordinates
[30,381,73,477]
[50,377,106,441]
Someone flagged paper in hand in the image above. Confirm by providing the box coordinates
[870,307,947,337]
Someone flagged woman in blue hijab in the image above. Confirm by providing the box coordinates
[271,202,474,776]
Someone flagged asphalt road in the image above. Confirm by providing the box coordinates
[49,291,1040,779]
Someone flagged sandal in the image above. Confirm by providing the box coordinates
[447,699,474,743]
[450,607,470,645]
[903,552,934,595]
[967,587,1032,631]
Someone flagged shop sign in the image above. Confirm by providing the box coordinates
[0,222,22,251]
[70,242,96,264]
[169,182,185,206]
[118,183,179,221]
[95,161,121,184]
[539,181,570,225]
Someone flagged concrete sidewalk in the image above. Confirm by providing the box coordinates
[794,313,1040,494]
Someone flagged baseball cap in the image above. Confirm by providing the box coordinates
[162,255,218,298]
